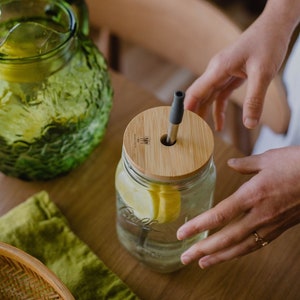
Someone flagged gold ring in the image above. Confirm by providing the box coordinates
[252,231,268,247]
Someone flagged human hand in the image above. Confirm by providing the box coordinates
[177,146,300,269]
[185,7,292,131]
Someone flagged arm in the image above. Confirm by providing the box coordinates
[177,0,300,269]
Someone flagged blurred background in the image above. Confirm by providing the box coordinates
[110,0,267,104]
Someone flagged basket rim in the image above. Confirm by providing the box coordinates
[0,241,75,300]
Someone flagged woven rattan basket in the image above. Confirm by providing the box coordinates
[0,241,74,300]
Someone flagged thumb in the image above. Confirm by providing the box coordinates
[228,154,262,174]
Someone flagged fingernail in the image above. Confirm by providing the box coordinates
[244,118,258,129]
[227,158,237,166]
[199,258,210,269]
[177,228,185,240]
[227,158,236,165]
[181,254,192,265]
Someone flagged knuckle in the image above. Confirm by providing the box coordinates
[219,233,235,247]
[211,210,228,226]
[249,59,277,81]
[209,52,229,71]
[256,66,274,82]
[244,96,263,112]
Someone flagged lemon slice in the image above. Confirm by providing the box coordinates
[116,162,181,223]
[155,185,181,223]
[116,167,159,221]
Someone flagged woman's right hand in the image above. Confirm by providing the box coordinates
[185,0,299,131]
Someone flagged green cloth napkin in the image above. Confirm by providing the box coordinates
[0,191,138,300]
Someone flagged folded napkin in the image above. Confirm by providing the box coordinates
[0,191,138,300]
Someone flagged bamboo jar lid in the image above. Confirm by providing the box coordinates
[123,106,214,181]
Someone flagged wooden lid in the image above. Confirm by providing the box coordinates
[123,106,214,181]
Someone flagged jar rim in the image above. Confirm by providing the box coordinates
[121,149,215,191]
[0,0,77,63]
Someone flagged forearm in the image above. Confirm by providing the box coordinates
[262,0,300,41]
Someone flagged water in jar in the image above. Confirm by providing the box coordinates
[115,159,216,273]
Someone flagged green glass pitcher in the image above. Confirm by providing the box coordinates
[0,0,113,180]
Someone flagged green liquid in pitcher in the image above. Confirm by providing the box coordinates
[0,20,67,58]
[0,18,113,180]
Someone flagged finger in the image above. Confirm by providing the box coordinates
[181,202,290,268]
[198,224,284,268]
[211,76,246,130]
[184,67,232,112]
[197,233,261,268]
[194,101,212,120]
[180,227,247,265]
[227,154,263,174]
[180,212,253,265]
[177,192,246,241]
[212,99,227,131]
[177,175,264,242]
[184,91,205,113]
[184,77,213,112]
[243,69,271,129]
[181,215,279,267]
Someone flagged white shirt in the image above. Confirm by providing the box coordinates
[253,34,300,154]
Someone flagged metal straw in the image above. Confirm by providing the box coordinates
[166,91,185,145]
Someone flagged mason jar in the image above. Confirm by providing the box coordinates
[115,106,216,273]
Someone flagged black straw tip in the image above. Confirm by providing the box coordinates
[170,91,185,124]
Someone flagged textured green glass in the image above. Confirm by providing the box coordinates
[0,0,113,180]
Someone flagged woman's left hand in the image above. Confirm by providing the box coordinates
[177,146,300,268]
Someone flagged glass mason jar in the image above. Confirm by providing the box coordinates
[0,0,113,180]
[115,106,216,273]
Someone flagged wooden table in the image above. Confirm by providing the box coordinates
[0,72,300,300]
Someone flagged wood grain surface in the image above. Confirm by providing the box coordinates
[0,71,299,300]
